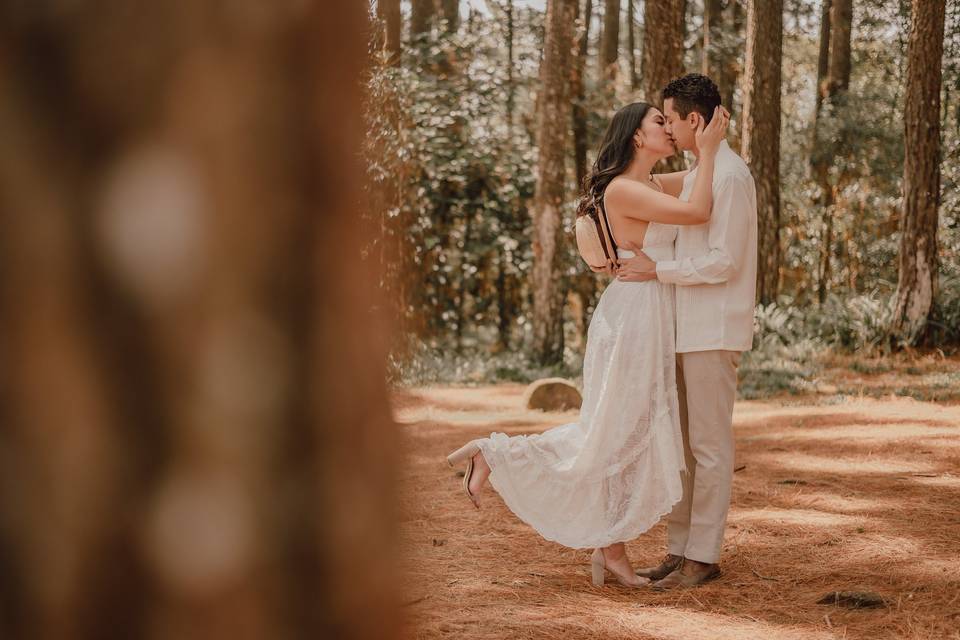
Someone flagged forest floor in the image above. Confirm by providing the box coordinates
[393,366,960,640]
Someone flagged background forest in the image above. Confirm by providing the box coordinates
[365,0,959,395]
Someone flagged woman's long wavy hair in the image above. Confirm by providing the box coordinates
[576,102,653,222]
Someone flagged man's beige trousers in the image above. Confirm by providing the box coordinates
[666,350,741,564]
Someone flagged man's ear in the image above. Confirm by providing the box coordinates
[688,111,701,130]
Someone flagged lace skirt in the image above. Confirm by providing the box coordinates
[476,278,686,549]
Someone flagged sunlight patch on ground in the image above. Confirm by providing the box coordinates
[741,423,958,443]
[729,507,865,528]
[777,493,893,514]
[904,473,960,488]
[594,604,836,640]
[753,452,938,475]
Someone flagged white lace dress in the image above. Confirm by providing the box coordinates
[476,221,686,549]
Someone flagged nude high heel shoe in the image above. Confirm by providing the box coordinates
[447,440,482,509]
[591,548,650,588]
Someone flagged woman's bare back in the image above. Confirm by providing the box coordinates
[602,175,666,252]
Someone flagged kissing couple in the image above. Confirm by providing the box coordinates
[447,73,758,590]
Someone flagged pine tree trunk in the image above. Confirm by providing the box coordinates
[600,0,622,78]
[741,0,782,305]
[814,0,832,118]
[532,0,578,365]
[628,0,638,89]
[814,0,852,304]
[375,0,402,63]
[702,0,739,122]
[642,0,687,172]
[0,3,400,639]
[411,0,436,38]
[573,0,594,188]
[826,0,852,95]
[890,0,946,345]
[701,0,723,77]
[384,0,402,64]
[726,0,746,148]
[440,0,460,33]
[641,0,687,105]
[507,0,517,130]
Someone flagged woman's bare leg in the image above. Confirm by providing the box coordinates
[468,451,491,496]
[602,542,646,586]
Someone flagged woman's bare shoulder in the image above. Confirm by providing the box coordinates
[605,176,654,205]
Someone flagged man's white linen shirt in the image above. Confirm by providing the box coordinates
[655,140,758,353]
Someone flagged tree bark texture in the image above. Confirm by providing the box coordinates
[702,0,739,116]
[741,0,783,305]
[384,0,403,64]
[641,0,687,105]
[814,0,853,303]
[628,0,638,89]
[891,0,946,345]
[411,0,436,38]
[440,0,460,33]
[814,0,832,117]
[601,0,622,78]
[0,2,400,639]
[532,0,579,365]
[573,0,594,189]
[642,0,688,172]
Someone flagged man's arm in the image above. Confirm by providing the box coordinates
[654,173,755,286]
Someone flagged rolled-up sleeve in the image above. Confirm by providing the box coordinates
[655,173,754,286]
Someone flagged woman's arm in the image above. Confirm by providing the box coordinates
[605,106,728,226]
[604,162,715,226]
[651,170,689,198]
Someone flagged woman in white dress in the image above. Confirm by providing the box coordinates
[447,102,729,587]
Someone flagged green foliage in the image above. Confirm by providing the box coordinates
[366,0,960,386]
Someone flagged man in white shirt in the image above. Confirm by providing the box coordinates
[616,74,758,589]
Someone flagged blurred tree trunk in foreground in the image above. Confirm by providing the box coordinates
[890,0,946,346]
[0,2,400,640]
[531,0,578,365]
[741,0,782,304]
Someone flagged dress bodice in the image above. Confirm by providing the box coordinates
[616,222,678,262]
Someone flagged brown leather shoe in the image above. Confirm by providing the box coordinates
[635,553,683,581]
[651,558,721,590]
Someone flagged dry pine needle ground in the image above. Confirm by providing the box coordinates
[393,385,960,640]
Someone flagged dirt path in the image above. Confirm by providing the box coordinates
[394,385,960,640]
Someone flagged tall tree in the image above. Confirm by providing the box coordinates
[890,0,946,345]
[570,0,600,349]
[376,0,402,65]
[702,0,741,120]
[741,0,783,304]
[814,0,832,118]
[812,0,852,303]
[411,0,436,39]
[0,2,400,638]
[506,0,517,130]
[573,0,594,187]
[600,0,622,78]
[628,0,638,89]
[641,0,687,104]
[532,0,579,365]
[642,0,687,171]
[440,0,460,33]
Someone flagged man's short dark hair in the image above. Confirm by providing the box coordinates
[662,74,722,123]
